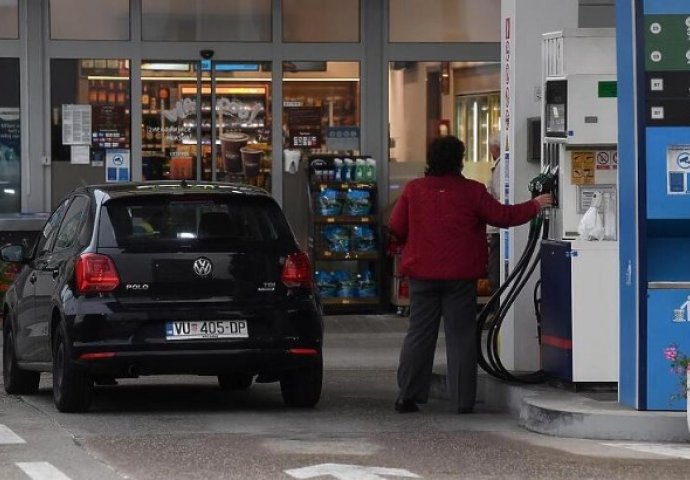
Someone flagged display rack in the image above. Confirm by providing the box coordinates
[307,155,380,314]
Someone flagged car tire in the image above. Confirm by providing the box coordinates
[217,373,253,390]
[280,355,323,408]
[3,327,40,395]
[52,322,93,413]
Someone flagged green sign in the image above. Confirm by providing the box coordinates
[645,15,690,44]
[644,14,690,71]
[598,81,618,98]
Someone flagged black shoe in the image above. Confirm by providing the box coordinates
[457,406,474,414]
[394,399,419,413]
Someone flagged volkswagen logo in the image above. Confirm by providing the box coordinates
[192,257,213,278]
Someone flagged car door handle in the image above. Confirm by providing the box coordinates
[29,273,37,284]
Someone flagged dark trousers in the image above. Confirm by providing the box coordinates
[397,278,478,410]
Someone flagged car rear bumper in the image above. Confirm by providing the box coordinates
[73,347,321,377]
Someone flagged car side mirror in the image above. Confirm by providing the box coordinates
[0,244,27,263]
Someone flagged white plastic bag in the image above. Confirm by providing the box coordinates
[578,191,605,241]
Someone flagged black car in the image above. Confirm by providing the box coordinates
[1,182,323,412]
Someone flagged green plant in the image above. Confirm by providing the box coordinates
[664,344,690,400]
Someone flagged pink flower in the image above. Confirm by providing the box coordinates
[664,346,678,361]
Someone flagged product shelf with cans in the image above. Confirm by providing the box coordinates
[306,154,381,314]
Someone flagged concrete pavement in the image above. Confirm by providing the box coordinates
[325,314,689,443]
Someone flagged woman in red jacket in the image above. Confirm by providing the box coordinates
[388,135,552,414]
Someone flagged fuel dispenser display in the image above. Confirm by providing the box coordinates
[538,29,619,385]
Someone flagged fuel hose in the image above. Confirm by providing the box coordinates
[476,213,549,384]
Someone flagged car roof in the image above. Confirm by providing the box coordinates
[75,181,272,202]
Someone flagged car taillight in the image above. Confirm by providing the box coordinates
[75,253,120,294]
[281,252,312,290]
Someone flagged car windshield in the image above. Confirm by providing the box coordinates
[101,194,292,248]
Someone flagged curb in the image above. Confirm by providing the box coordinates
[431,372,689,442]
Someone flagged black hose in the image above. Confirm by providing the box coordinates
[477,213,549,383]
[477,219,540,376]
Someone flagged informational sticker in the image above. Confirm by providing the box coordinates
[666,144,690,194]
[62,104,92,145]
[571,151,595,185]
[105,149,130,183]
[595,151,611,170]
[70,145,90,165]
[326,127,360,151]
[673,295,690,323]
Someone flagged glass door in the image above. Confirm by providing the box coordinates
[455,92,500,163]
[141,60,272,190]
[0,58,20,213]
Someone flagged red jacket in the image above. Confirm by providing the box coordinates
[388,174,540,280]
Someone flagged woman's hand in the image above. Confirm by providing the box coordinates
[533,193,554,210]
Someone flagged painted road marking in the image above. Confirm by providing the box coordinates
[0,424,26,444]
[603,443,690,460]
[16,462,72,480]
[285,463,420,480]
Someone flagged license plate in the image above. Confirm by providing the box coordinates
[165,320,248,340]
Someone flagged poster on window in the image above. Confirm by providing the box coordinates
[62,104,92,145]
[287,107,322,148]
[92,105,129,149]
[0,108,21,212]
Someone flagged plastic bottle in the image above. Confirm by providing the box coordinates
[343,158,354,181]
[333,158,343,181]
[366,158,376,182]
[355,159,366,181]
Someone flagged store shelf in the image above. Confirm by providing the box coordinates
[311,181,377,191]
[307,154,381,315]
[316,251,378,261]
[314,215,376,224]
[320,297,379,307]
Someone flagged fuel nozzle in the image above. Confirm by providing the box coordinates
[528,166,558,207]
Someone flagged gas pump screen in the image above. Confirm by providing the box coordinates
[545,80,567,137]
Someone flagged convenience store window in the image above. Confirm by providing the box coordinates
[50,0,130,40]
[0,58,20,213]
[282,0,360,42]
[0,1,19,39]
[141,61,272,190]
[50,59,131,205]
[141,0,271,42]
[389,0,499,43]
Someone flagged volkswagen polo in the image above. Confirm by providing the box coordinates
[1,182,323,412]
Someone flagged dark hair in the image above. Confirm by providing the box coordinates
[426,135,465,176]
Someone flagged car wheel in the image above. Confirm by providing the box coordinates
[52,322,93,413]
[3,327,40,394]
[217,373,253,390]
[280,356,323,408]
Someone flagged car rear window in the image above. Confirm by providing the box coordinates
[98,194,293,248]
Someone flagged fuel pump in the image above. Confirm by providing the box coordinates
[539,28,619,385]
[477,29,619,386]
